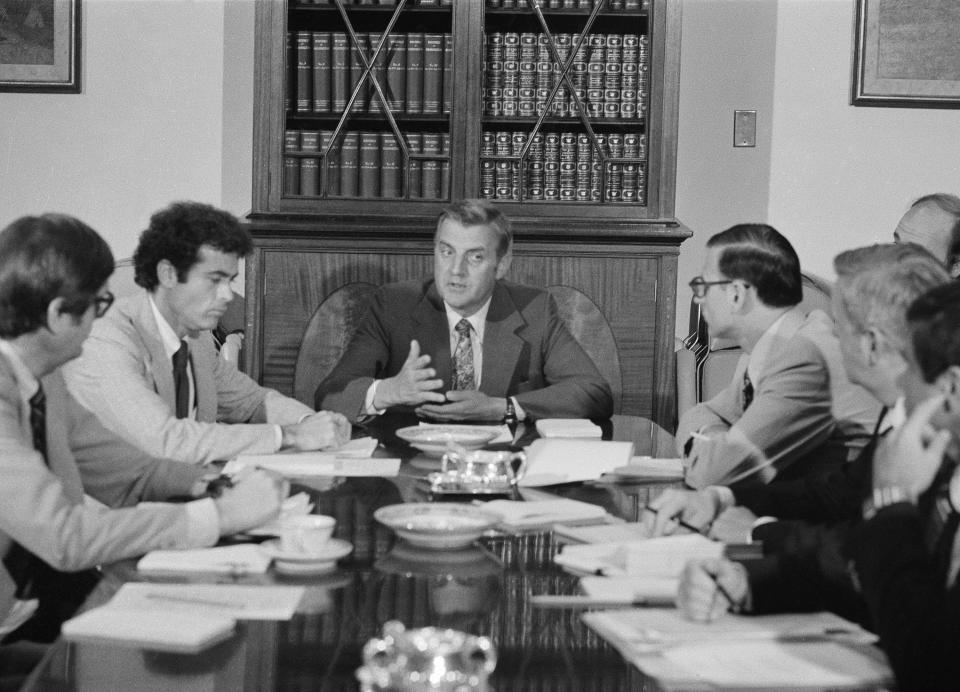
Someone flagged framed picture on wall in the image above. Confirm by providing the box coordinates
[852,0,960,107]
[0,0,80,93]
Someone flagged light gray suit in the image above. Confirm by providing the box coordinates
[0,350,213,627]
[63,291,313,464]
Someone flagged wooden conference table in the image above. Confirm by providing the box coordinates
[23,414,681,691]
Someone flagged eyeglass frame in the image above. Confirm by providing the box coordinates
[688,276,734,299]
[92,291,115,318]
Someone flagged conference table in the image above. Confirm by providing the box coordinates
[21,415,686,691]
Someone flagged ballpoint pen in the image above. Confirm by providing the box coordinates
[642,505,707,535]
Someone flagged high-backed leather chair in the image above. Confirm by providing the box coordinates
[675,272,834,422]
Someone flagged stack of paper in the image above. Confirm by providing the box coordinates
[579,575,678,605]
[582,608,890,689]
[554,534,723,577]
[63,609,236,654]
[519,439,634,486]
[482,498,608,529]
[535,418,602,438]
[610,456,684,480]
[224,439,400,478]
[137,543,271,575]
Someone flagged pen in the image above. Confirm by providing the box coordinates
[709,573,738,612]
[145,593,245,609]
[529,595,645,609]
[642,506,706,536]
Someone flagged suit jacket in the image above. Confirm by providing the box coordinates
[0,351,212,627]
[63,291,313,464]
[315,279,613,422]
[678,307,867,489]
[847,500,960,690]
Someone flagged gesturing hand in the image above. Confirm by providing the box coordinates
[282,410,351,451]
[872,393,952,497]
[374,340,446,409]
[416,390,506,422]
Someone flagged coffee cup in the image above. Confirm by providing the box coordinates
[280,515,336,555]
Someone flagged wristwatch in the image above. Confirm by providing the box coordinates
[862,486,914,521]
[503,397,518,425]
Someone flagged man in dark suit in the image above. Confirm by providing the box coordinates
[315,199,613,423]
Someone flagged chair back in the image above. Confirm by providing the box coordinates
[294,282,378,406]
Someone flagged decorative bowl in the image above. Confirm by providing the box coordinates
[373,503,500,549]
[395,425,499,458]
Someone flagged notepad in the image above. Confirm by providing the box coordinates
[519,439,634,486]
[109,582,305,620]
[63,608,236,654]
[579,576,677,605]
[482,498,608,528]
[535,418,602,438]
[137,543,271,575]
[553,522,649,545]
[554,534,723,577]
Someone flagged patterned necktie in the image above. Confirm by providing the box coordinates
[741,370,754,410]
[29,385,47,461]
[172,340,190,419]
[452,318,476,390]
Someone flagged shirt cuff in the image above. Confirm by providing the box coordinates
[511,396,526,422]
[708,485,736,511]
[183,498,220,548]
[748,516,778,543]
[364,380,386,416]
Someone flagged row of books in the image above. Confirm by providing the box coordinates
[484,32,649,119]
[290,32,452,116]
[480,130,647,203]
[486,0,650,8]
[283,129,450,199]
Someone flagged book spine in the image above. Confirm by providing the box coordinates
[511,130,526,200]
[284,130,301,196]
[422,33,443,114]
[421,132,441,199]
[570,36,588,115]
[349,32,369,113]
[536,35,551,116]
[606,132,623,201]
[604,34,622,119]
[296,31,312,113]
[405,33,425,114]
[406,132,422,198]
[480,131,496,199]
[638,35,650,116]
[386,33,406,111]
[551,33,571,117]
[368,32,382,113]
[528,132,544,200]
[320,129,339,197]
[440,133,451,200]
[332,33,349,112]
[590,132,605,201]
[559,131,576,201]
[359,131,381,197]
[495,130,512,200]
[300,130,320,196]
[502,33,519,117]
[575,133,592,201]
[544,132,560,200]
[485,33,504,117]
[380,135,401,198]
[285,32,294,113]
[519,33,537,118]
[621,132,639,202]
[442,33,453,114]
[587,34,605,118]
[312,32,332,113]
[339,131,359,197]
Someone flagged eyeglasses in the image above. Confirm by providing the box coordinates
[92,291,115,318]
[688,277,733,299]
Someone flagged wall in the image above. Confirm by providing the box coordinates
[0,0,255,295]
[766,0,960,281]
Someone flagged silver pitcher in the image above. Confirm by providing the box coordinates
[356,620,496,691]
[429,449,527,494]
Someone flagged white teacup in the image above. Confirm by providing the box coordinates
[280,515,336,555]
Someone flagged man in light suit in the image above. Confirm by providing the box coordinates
[315,199,613,423]
[64,202,350,465]
[0,214,282,643]
[677,224,880,489]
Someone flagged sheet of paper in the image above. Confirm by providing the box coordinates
[482,498,607,528]
[137,544,271,575]
[417,422,512,444]
[535,418,602,438]
[554,534,723,578]
[579,576,677,604]
[614,456,684,479]
[109,582,305,621]
[225,454,400,478]
[519,439,634,486]
[553,522,648,545]
[62,608,235,654]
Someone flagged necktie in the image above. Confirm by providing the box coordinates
[29,385,47,461]
[741,370,754,410]
[172,340,190,419]
[452,319,476,391]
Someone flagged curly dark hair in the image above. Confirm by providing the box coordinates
[133,202,252,290]
[0,214,114,338]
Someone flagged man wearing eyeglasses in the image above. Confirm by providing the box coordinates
[0,214,283,644]
[62,202,351,465]
[678,223,879,489]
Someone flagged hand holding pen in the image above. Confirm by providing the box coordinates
[676,558,749,623]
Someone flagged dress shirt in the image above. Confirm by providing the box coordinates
[745,312,789,388]
[149,297,283,449]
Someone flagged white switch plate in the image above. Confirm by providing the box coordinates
[734,110,757,147]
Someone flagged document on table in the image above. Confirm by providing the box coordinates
[225,437,400,478]
[63,608,236,654]
[482,498,608,529]
[519,439,634,486]
[579,576,677,605]
[601,456,684,481]
[553,522,649,545]
[535,418,602,438]
[109,582,305,620]
[554,534,723,577]
[137,543,271,575]
[583,609,890,689]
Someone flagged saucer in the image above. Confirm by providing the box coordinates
[260,538,353,575]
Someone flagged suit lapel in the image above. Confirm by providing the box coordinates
[415,284,454,391]
[133,293,178,411]
[480,284,526,396]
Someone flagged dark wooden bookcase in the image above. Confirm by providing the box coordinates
[247,0,689,428]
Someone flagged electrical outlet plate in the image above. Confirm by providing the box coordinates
[733,110,757,147]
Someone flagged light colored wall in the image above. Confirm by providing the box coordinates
[674,0,778,337]
[766,0,960,281]
[0,0,255,297]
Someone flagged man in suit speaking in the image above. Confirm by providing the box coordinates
[315,199,613,424]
